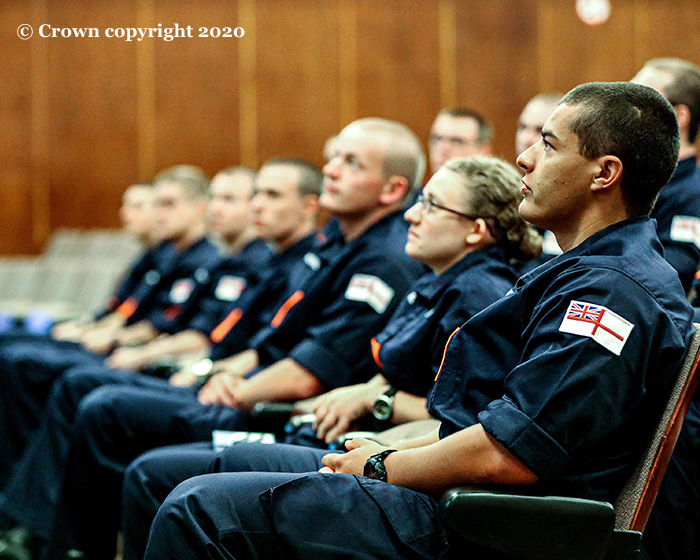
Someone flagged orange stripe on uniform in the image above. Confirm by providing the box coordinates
[270,291,304,328]
[434,327,461,382]
[371,337,383,369]
[115,297,138,319]
[210,308,243,343]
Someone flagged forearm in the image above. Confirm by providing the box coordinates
[374,419,440,448]
[213,348,259,376]
[114,321,159,347]
[92,312,125,330]
[385,424,538,495]
[235,358,325,411]
[391,392,431,424]
[137,330,211,364]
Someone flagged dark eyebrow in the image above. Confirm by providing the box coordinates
[541,129,558,142]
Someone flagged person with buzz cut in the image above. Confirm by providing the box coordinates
[143,82,693,560]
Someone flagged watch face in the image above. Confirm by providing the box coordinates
[373,398,392,421]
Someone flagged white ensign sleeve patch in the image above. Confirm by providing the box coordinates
[670,216,700,249]
[344,274,394,314]
[559,300,634,356]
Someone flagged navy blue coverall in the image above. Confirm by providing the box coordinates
[142,217,693,560]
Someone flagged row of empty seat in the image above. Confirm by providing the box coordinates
[0,229,143,322]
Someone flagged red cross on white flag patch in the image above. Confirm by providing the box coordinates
[345,274,394,314]
[558,300,634,355]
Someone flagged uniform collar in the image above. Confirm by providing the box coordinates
[333,210,407,247]
[413,246,507,302]
[518,216,655,286]
[275,233,317,262]
[671,156,699,182]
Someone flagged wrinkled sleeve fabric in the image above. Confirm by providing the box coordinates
[288,256,417,389]
[477,267,686,482]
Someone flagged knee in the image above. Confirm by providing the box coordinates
[73,385,124,433]
[123,455,154,511]
[54,366,106,401]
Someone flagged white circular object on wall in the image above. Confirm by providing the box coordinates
[576,0,612,26]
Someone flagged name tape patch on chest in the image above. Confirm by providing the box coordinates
[345,274,394,314]
[559,300,634,356]
[169,279,195,304]
[670,215,700,249]
[215,276,247,301]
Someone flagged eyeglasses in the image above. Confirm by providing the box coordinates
[415,193,480,220]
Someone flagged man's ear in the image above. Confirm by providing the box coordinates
[302,194,320,218]
[674,104,691,137]
[379,176,409,206]
[591,155,623,192]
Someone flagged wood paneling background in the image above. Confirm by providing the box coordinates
[1,0,699,254]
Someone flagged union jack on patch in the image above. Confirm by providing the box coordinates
[559,300,634,355]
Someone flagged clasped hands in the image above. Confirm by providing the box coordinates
[319,437,388,476]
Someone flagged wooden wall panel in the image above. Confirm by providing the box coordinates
[46,0,140,230]
[454,0,539,161]
[537,0,641,91]
[632,0,700,67]
[2,0,700,255]
[255,0,341,167]
[355,0,442,156]
[0,3,35,253]
[151,0,240,175]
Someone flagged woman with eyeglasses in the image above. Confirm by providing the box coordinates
[307,154,542,445]
[118,155,541,560]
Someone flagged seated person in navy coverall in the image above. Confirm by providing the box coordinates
[427,107,493,176]
[0,166,222,489]
[104,166,273,373]
[309,155,541,446]
[633,58,700,560]
[117,154,543,560]
[0,159,322,557]
[51,181,158,342]
[632,58,700,293]
[141,82,695,560]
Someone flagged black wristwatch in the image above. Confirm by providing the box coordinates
[363,449,398,482]
[372,387,398,421]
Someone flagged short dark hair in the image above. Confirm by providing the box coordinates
[438,107,493,145]
[561,82,680,216]
[644,58,700,143]
[261,158,323,196]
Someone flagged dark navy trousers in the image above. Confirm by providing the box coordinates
[0,335,104,488]
[1,365,252,558]
[122,442,327,560]
[144,460,452,560]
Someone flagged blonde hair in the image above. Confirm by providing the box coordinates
[152,165,210,199]
[342,118,426,198]
[444,156,542,261]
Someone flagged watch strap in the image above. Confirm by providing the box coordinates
[363,448,398,482]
